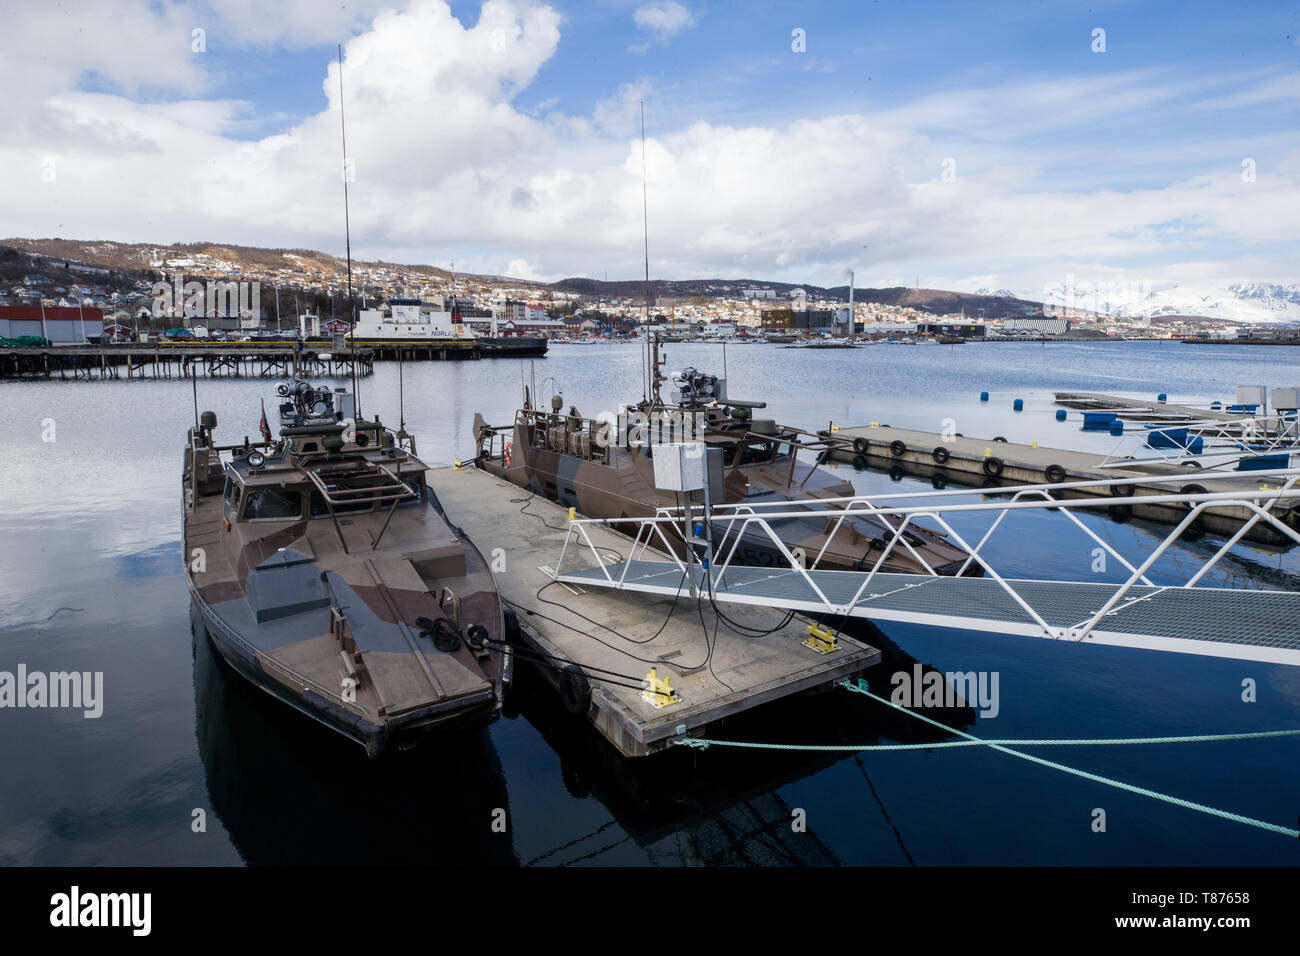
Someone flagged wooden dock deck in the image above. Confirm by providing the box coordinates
[1053,391,1241,423]
[827,424,1298,544]
[426,466,880,758]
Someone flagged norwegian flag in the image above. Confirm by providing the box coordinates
[259,398,272,444]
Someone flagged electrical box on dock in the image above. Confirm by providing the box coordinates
[1236,386,1266,408]
[653,441,706,492]
[1271,388,1299,412]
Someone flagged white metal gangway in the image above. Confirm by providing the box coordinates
[1097,412,1300,470]
[552,468,1300,666]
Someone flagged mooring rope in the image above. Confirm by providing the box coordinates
[671,679,1300,839]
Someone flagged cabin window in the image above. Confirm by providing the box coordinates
[242,489,303,520]
[724,442,773,466]
[224,480,242,517]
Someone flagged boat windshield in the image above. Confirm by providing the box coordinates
[724,441,776,466]
[243,488,303,521]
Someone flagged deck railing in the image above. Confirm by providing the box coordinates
[1097,412,1300,469]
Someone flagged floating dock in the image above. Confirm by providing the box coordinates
[1053,391,1241,423]
[826,425,1300,544]
[427,466,880,758]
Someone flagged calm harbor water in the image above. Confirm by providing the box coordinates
[2,339,1299,865]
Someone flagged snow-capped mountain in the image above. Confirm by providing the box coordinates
[973,287,1016,298]
[1043,279,1300,326]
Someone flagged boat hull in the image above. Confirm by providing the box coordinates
[477,445,975,576]
[476,335,549,357]
[189,594,499,755]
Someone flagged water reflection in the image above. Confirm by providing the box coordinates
[502,621,973,866]
[192,604,518,866]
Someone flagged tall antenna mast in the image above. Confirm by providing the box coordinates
[338,43,360,419]
[339,43,354,311]
[640,100,651,402]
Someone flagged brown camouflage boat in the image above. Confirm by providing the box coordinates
[472,339,976,576]
[184,380,511,755]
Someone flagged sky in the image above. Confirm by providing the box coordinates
[1,0,1297,297]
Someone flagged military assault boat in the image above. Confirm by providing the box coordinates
[472,337,976,575]
[184,380,511,754]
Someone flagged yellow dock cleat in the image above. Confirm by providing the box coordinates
[803,623,840,654]
[641,667,681,708]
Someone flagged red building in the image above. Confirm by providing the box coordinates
[0,305,105,342]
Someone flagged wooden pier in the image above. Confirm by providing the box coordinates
[827,424,1299,544]
[0,344,374,380]
[427,466,880,758]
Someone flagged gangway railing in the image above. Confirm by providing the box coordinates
[1096,412,1300,470]
[551,468,1300,663]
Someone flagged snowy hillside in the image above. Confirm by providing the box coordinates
[1044,280,1300,325]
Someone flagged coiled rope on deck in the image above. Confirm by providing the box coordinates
[671,679,1300,839]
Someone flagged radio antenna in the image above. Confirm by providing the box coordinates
[640,100,652,403]
[338,43,361,420]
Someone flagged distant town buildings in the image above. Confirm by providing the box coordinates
[2,243,1292,343]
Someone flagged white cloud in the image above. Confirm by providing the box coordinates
[505,258,542,279]
[633,2,695,40]
[203,0,396,48]
[593,80,652,131]
[0,0,1296,291]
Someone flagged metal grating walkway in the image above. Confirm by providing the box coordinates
[556,560,1300,666]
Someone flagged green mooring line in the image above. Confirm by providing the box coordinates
[672,679,1300,839]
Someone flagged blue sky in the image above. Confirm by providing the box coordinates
[4,0,1298,293]
[207,0,1299,184]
